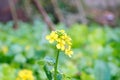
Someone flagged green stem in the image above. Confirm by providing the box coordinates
[54,50,60,80]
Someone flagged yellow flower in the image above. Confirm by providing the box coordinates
[65,46,73,57]
[65,49,73,57]
[60,30,65,33]
[46,31,58,43]
[56,42,65,51]
[2,46,8,54]
[46,30,73,57]
[16,69,34,80]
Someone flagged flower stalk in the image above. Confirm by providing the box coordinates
[54,50,60,80]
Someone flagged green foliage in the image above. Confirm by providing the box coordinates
[94,60,111,80]
[67,24,88,48]
[0,22,120,80]
[44,65,52,80]
[67,24,120,80]
[0,64,16,80]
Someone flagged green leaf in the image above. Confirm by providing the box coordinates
[43,65,52,80]
[14,54,26,64]
[57,73,62,80]
[44,56,55,66]
[94,60,111,80]
[37,60,45,65]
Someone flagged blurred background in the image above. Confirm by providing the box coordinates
[0,0,120,80]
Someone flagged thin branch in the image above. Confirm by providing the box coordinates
[24,0,32,18]
[51,0,65,23]
[8,0,18,29]
[33,0,55,31]
[75,0,87,24]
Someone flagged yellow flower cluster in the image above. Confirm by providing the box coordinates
[46,30,73,57]
[16,69,34,80]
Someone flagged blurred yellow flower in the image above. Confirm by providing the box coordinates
[2,46,8,54]
[16,69,34,80]
[65,47,73,57]
[46,30,73,57]
[25,45,30,51]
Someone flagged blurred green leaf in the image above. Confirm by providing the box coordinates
[57,73,62,80]
[14,54,26,64]
[94,60,111,80]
